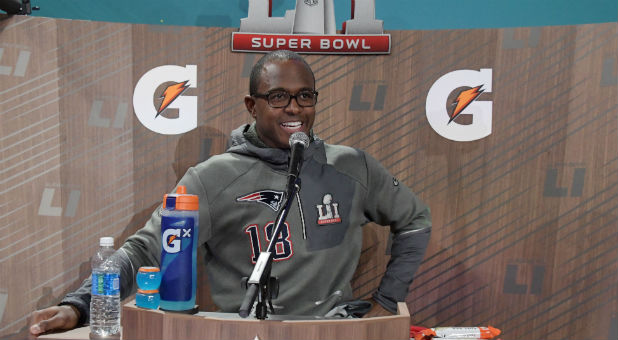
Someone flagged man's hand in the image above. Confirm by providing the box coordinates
[29,305,80,336]
[362,298,394,318]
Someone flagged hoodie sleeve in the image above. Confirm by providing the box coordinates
[59,248,139,326]
[361,151,432,313]
[59,166,211,325]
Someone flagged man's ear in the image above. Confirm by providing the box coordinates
[244,95,257,119]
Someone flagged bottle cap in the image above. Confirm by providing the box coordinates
[162,185,198,211]
[138,266,160,273]
[100,237,114,247]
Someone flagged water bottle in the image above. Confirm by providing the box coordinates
[159,185,198,312]
[90,237,120,336]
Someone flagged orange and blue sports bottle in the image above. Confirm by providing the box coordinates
[159,185,199,312]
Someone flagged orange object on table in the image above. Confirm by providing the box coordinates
[416,326,501,339]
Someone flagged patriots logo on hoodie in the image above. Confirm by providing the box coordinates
[236,190,284,211]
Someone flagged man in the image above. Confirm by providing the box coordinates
[30,50,431,335]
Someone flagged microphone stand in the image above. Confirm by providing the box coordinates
[239,175,302,319]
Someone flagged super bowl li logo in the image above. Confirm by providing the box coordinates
[232,0,390,54]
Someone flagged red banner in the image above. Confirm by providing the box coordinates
[231,32,390,54]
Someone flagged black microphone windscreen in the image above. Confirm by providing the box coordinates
[289,132,309,149]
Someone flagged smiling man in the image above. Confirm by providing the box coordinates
[244,51,316,148]
[30,50,431,335]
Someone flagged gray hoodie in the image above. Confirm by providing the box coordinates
[61,124,431,323]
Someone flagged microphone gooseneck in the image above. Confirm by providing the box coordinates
[238,132,309,320]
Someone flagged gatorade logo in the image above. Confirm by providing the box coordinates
[162,228,191,253]
[133,65,197,135]
[426,68,493,141]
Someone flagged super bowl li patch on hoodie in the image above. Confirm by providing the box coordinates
[316,193,342,225]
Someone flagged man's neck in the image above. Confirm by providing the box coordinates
[243,123,270,148]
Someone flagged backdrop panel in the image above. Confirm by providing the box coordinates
[0,16,616,340]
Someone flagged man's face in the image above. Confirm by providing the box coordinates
[244,60,316,149]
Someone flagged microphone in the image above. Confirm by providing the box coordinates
[286,132,310,194]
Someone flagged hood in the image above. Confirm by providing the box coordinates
[227,124,324,171]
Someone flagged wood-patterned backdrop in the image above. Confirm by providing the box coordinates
[0,15,616,340]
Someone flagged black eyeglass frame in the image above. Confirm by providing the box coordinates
[252,90,319,108]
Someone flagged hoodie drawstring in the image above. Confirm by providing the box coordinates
[296,191,307,239]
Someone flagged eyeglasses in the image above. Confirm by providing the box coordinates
[252,90,319,108]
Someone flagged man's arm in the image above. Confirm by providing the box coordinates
[29,166,211,335]
[372,227,431,313]
[361,151,432,314]
[28,201,166,335]
[59,247,145,325]
[29,236,160,335]
[29,305,79,335]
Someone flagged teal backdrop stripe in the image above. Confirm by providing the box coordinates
[25,0,618,30]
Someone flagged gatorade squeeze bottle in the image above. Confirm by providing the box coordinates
[159,185,198,312]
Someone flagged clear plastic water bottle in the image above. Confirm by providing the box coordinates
[90,237,120,336]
